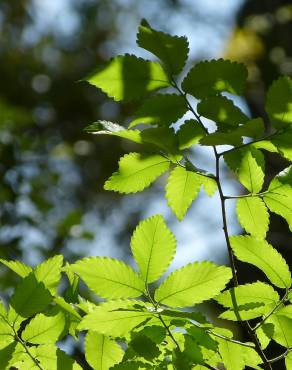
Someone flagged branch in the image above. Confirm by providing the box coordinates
[268,348,292,364]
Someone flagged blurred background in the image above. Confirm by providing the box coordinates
[0,0,291,367]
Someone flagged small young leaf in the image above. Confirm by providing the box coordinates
[69,257,144,299]
[85,54,170,101]
[104,153,170,193]
[137,19,189,75]
[177,120,205,149]
[263,170,292,231]
[265,76,292,128]
[130,215,176,284]
[197,96,248,131]
[182,59,247,99]
[85,121,142,143]
[0,259,32,278]
[230,236,291,288]
[22,311,66,344]
[236,197,269,238]
[238,148,265,193]
[85,331,123,370]
[78,300,152,337]
[216,282,279,321]
[165,166,201,220]
[154,261,232,307]
[129,94,187,128]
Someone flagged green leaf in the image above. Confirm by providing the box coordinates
[263,169,292,231]
[271,127,292,161]
[182,59,247,99]
[197,96,248,131]
[23,344,82,370]
[264,314,292,348]
[286,352,292,370]
[256,326,270,350]
[199,175,217,197]
[85,54,170,101]
[165,166,202,220]
[230,236,291,288]
[238,148,265,193]
[187,326,217,351]
[265,76,292,128]
[78,300,152,337]
[130,333,160,361]
[9,273,52,319]
[218,339,261,370]
[85,121,142,143]
[154,261,232,307]
[130,215,176,284]
[217,339,245,370]
[22,311,66,344]
[137,19,189,75]
[236,197,269,238]
[86,122,181,161]
[0,259,32,278]
[34,255,63,294]
[215,282,279,321]
[177,120,205,149]
[235,117,265,138]
[85,330,123,370]
[129,94,187,128]
[200,131,242,146]
[0,343,16,369]
[70,257,144,299]
[104,152,170,193]
[0,302,14,348]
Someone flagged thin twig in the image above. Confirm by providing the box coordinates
[268,348,292,363]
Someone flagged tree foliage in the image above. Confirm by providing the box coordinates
[0,19,291,370]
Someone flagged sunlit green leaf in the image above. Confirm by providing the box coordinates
[177,119,205,149]
[69,257,144,299]
[131,215,176,284]
[22,311,66,344]
[236,197,269,238]
[238,148,265,193]
[34,255,63,294]
[129,94,187,128]
[230,236,291,288]
[78,300,152,337]
[265,76,292,128]
[85,54,170,101]
[216,282,279,321]
[104,153,170,193]
[263,168,292,231]
[165,166,201,220]
[137,19,189,75]
[182,59,247,99]
[0,259,32,278]
[85,331,123,370]
[154,261,232,307]
[197,96,248,131]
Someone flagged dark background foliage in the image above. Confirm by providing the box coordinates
[0,0,291,367]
